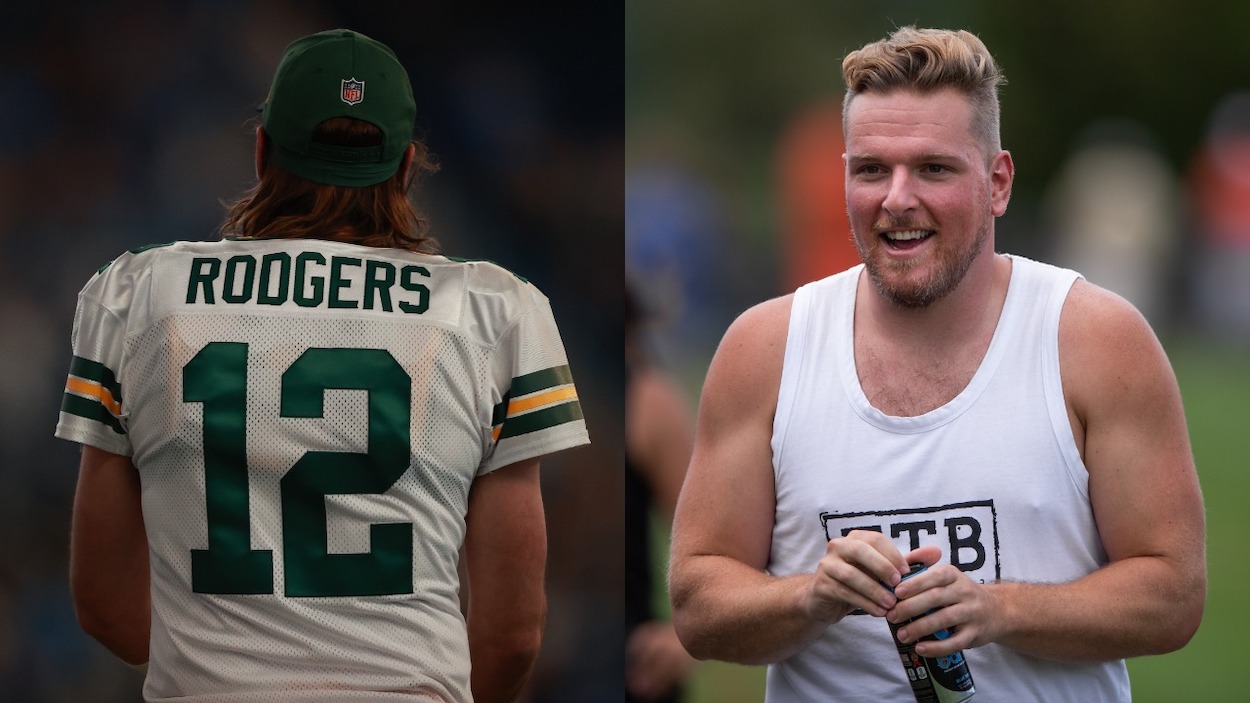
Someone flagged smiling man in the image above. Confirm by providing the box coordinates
[668,26,1205,702]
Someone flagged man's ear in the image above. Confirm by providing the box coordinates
[990,150,1014,217]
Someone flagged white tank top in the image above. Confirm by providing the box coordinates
[767,255,1130,702]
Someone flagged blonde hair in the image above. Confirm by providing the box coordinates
[842,27,1006,154]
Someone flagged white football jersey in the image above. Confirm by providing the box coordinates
[55,238,590,702]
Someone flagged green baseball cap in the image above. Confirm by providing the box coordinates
[262,29,416,186]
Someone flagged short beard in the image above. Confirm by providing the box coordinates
[855,217,990,309]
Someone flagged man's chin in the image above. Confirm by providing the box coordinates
[866,267,945,309]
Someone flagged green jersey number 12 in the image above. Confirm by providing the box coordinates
[184,342,414,597]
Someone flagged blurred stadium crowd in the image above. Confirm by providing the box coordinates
[0,2,623,701]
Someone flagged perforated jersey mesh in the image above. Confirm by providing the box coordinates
[132,313,481,698]
[55,239,590,702]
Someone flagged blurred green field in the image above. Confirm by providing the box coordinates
[655,338,1249,703]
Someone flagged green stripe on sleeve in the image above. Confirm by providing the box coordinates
[69,356,123,402]
[491,396,509,427]
[509,365,574,397]
[498,400,584,440]
[61,393,126,434]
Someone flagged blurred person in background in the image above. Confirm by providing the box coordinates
[1043,119,1182,333]
[625,283,698,702]
[626,138,739,381]
[1187,90,1250,345]
[56,29,588,703]
[775,100,858,293]
[669,26,1204,702]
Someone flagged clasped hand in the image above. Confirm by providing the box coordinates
[804,530,1000,657]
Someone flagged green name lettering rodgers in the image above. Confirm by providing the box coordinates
[185,253,430,313]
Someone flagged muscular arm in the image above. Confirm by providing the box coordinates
[997,281,1205,658]
[464,458,546,703]
[894,281,1206,661]
[668,297,811,665]
[70,445,150,665]
[669,297,907,664]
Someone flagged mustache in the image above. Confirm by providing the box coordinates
[872,217,937,233]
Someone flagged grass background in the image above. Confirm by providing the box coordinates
[654,338,1247,702]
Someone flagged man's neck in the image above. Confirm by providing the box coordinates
[852,251,1012,417]
[857,251,1011,353]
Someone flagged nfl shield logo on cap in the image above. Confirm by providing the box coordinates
[341,78,364,105]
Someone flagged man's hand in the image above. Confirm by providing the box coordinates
[887,560,1003,658]
[806,532,934,623]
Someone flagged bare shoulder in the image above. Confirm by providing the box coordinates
[687,293,795,482]
[1060,279,1166,365]
[706,294,795,397]
[673,294,796,571]
[728,293,795,331]
[1059,278,1178,422]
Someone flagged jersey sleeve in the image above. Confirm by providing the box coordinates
[54,267,135,457]
[480,289,590,474]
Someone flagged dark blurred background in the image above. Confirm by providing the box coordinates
[628,3,1250,702]
[0,2,622,701]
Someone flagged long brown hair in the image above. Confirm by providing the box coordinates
[220,117,440,252]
